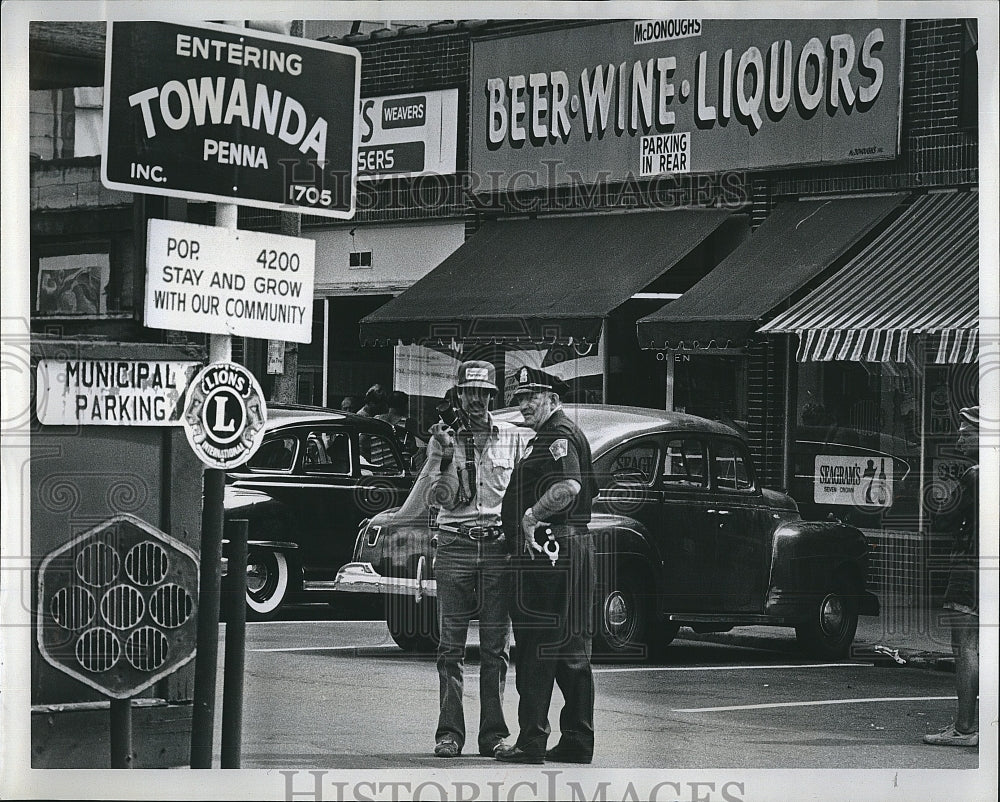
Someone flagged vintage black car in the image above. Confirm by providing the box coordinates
[333,405,880,659]
[224,405,415,619]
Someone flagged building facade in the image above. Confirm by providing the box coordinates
[24,14,982,764]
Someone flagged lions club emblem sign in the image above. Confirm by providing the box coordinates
[183,362,267,469]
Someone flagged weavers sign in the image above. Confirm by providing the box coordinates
[102,21,360,218]
[145,219,316,342]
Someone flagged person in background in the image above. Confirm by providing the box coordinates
[376,390,419,466]
[923,405,979,747]
[425,361,530,759]
[357,384,387,418]
[340,396,357,413]
[497,367,599,765]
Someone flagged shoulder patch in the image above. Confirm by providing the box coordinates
[549,438,569,460]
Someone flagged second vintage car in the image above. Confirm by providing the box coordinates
[333,405,880,659]
[224,404,415,619]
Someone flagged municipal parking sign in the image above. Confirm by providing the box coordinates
[183,362,267,469]
[102,21,360,218]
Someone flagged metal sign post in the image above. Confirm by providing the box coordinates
[188,203,237,770]
[221,518,249,768]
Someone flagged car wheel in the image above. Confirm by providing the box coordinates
[386,595,439,653]
[795,589,859,659]
[594,579,652,659]
[245,547,290,621]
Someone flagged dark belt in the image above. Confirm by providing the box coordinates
[438,523,505,541]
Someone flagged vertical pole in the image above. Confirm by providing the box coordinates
[663,351,675,410]
[782,336,795,492]
[190,200,237,769]
[601,322,610,404]
[110,698,133,768]
[221,518,248,768]
[322,296,330,408]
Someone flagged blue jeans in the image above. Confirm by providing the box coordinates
[434,531,512,752]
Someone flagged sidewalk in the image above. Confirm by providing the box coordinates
[686,590,956,671]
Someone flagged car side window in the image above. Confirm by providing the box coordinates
[609,441,659,485]
[360,434,404,475]
[248,436,297,472]
[662,438,707,487]
[712,440,754,491]
[303,429,351,475]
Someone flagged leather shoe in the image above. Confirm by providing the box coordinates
[434,738,461,758]
[495,744,544,764]
[546,743,593,764]
[479,739,508,757]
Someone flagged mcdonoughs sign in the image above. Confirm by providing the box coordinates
[471,19,904,186]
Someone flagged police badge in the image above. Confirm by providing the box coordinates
[549,438,568,460]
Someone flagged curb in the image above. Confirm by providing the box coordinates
[675,630,955,672]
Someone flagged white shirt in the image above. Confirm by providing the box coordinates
[436,418,531,527]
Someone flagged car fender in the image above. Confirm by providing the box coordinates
[768,520,878,616]
[589,512,661,590]
[355,508,434,581]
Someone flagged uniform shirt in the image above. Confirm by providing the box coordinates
[436,417,531,528]
[501,408,598,541]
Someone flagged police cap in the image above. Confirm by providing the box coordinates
[511,366,569,397]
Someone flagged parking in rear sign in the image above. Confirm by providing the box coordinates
[102,21,360,218]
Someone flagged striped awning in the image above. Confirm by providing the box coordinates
[759,191,979,363]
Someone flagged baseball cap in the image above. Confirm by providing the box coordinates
[959,406,980,428]
[455,360,498,392]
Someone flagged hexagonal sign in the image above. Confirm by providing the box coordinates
[37,513,199,699]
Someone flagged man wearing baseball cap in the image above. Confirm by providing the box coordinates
[423,360,531,759]
[924,405,980,747]
[497,367,599,765]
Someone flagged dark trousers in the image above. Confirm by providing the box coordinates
[434,532,512,751]
[509,527,596,757]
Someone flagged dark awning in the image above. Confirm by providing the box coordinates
[636,194,909,351]
[360,209,731,346]
[759,191,978,363]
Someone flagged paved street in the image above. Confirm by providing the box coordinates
[218,612,977,772]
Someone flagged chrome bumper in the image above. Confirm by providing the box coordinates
[330,561,437,599]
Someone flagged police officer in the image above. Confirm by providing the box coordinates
[496,367,599,765]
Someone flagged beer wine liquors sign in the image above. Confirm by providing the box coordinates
[471,19,904,186]
[102,21,360,218]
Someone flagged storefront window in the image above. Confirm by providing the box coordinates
[672,354,748,435]
[503,343,604,407]
[792,361,921,530]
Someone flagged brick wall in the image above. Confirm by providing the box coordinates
[30,159,131,211]
[745,337,789,489]
[903,19,969,136]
